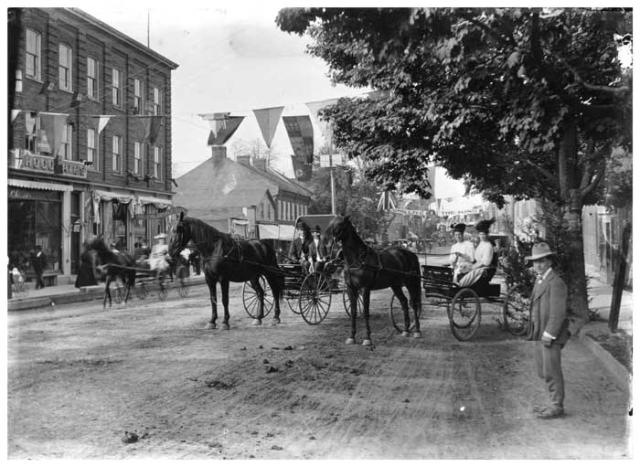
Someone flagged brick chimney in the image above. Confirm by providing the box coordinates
[212,145,226,165]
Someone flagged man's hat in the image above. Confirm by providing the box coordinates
[525,242,556,261]
[154,233,167,240]
[451,223,466,234]
[312,225,322,234]
[475,217,495,234]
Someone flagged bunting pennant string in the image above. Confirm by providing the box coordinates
[282,115,314,164]
[305,98,338,145]
[253,106,284,149]
[11,109,22,122]
[200,114,245,146]
[291,155,312,181]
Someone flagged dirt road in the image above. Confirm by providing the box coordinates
[7,283,632,459]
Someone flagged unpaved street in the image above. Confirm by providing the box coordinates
[7,283,631,459]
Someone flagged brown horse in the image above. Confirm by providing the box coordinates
[326,215,422,346]
[86,238,137,308]
[168,212,284,329]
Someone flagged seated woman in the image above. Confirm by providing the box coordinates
[149,233,170,281]
[457,218,497,288]
[449,223,475,283]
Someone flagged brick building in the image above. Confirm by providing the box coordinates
[7,7,178,283]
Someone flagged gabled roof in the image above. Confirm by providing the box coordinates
[173,157,311,215]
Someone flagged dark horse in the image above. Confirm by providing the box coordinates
[86,238,137,308]
[168,212,284,329]
[326,215,422,346]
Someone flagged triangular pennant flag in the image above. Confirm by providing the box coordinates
[282,115,314,164]
[305,98,338,144]
[201,115,244,146]
[11,109,21,122]
[253,106,284,149]
[39,112,68,155]
[139,116,163,145]
[291,155,312,181]
[92,115,112,134]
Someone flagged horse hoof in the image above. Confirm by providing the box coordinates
[345,338,355,345]
[401,331,410,337]
[222,323,230,331]
[253,319,262,326]
[413,331,422,339]
[205,322,216,330]
[362,339,372,347]
[272,318,281,326]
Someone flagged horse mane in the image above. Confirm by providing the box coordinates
[183,216,230,250]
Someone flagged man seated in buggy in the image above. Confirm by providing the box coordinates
[308,224,329,273]
[456,218,498,290]
[288,221,312,273]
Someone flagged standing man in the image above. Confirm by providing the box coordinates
[31,245,47,289]
[526,242,569,419]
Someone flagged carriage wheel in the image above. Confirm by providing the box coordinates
[110,278,125,304]
[136,281,148,300]
[242,276,274,319]
[158,281,168,301]
[285,292,301,315]
[299,273,332,325]
[503,285,531,337]
[388,291,431,333]
[342,288,363,318]
[448,287,481,341]
[177,266,189,298]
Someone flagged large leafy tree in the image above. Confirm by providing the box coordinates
[276,7,632,317]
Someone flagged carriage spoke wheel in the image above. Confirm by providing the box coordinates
[342,288,363,318]
[299,273,332,325]
[177,266,189,298]
[503,285,531,337]
[449,287,481,341]
[242,276,274,319]
[389,291,430,333]
[136,280,149,300]
[285,291,301,315]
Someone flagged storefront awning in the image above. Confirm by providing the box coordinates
[9,178,73,192]
[137,195,173,208]
[93,189,134,203]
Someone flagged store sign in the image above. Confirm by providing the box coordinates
[17,152,55,173]
[59,159,87,178]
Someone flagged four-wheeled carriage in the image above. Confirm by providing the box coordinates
[101,263,188,303]
[389,263,530,341]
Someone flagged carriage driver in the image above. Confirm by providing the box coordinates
[149,233,170,279]
[308,225,329,273]
[288,221,311,272]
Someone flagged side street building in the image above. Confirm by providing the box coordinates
[8,7,178,283]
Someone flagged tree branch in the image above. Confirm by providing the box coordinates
[580,162,606,199]
[523,159,558,190]
[556,57,630,95]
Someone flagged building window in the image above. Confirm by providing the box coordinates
[112,135,122,173]
[87,57,99,100]
[111,68,122,106]
[87,128,98,169]
[57,124,73,160]
[25,112,39,152]
[25,29,42,81]
[133,79,143,113]
[58,43,72,91]
[134,141,142,174]
[152,87,162,115]
[153,146,162,179]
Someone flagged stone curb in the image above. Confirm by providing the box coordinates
[8,276,207,312]
[579,332,632,389]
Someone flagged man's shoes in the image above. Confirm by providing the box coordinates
[536,406,565,419]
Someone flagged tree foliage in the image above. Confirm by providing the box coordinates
[277,8,632,207]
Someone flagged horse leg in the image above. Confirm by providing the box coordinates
[361,288,373,347]
[265,274,282,325]
[221,278,231,330]
[249,276,264,326]
[206,277,218,329]
[103,276,111,309]
[409,281,422,338]
[391,284,411,337]
[345,284,358,345]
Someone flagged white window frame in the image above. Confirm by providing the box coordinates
[58,43,73,92]
[112,135,122,173]
[153,87,162,115]
[133,79,143,114]
[153,146,162,179]
[111,68,122,106]
[87,57,99,100]
[134,141,142,175]
[58,124,73,160]
[25,28,42,81]
[87,128,98,169]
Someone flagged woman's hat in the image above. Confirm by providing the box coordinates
[525,242,555,261]
[154,233,167,240]
[451,223,466,234]
[475,217,495,234]
[312,225,322,234]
